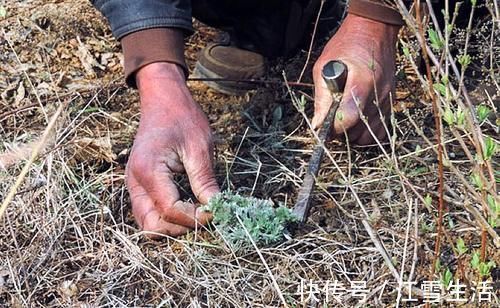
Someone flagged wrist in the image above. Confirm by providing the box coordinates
[136,62,199,123]
[136,62,192,113]
[136,62,186,90]
[343,13,400,46]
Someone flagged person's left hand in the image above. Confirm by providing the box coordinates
[311,14,400,145]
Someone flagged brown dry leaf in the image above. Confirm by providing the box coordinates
[58,280,79,300]
[393,100,415,112]
[324,199,336,210]
[73,136,116,162]
[14,82,25,106]
[75,36,104,77]
[0,139,40,170]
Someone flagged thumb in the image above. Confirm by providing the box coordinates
[311,74,334,129]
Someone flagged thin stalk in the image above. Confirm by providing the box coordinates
[414,0,446,276]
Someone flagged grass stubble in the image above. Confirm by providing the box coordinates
[0,0,498,306]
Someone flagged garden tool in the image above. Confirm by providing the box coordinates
[292,60,347,223]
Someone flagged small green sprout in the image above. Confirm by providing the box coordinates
[487,194,499,228]
[402,46,411,58]
[470,172,484,190]
[433,82,447,96]
[441,267,453,287]
[204,191,298,251]
[443,107,455,125]
[456,238,468,255]
[471,251,480,269]
[424,194,433,208]
[470,251,497,278]
[479,261,496,277]
[458,54,471,68]
[298,95,307,110]
[476,105,491,123]
[435,258,442,273]
[487,194,498,216]
[420,220,434,233]
[447,217,455,229]
[482,136,497,161]
[428,28,444,51]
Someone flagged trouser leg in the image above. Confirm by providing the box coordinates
[191,0,347,58]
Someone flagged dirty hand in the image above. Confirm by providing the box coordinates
[127,62,219,238]
[312,14,400,145]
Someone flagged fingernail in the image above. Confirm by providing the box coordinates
[195,208,212,225]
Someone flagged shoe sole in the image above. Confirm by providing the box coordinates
[192,61,257,96]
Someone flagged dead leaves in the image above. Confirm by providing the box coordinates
[0,139,41,171]
[75,36,104,78]
[0,134,117,171]
[72,136,117,163]
[14,82,25,105]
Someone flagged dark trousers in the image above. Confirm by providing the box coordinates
[191,0,347,58]
[190,0,485,59]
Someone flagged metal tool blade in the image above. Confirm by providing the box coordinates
[292,60,347,223]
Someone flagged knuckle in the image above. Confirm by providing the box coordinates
[142,219,155,232]
[141,212,160,233]
[196,177,218,196]
[127,156,150,174]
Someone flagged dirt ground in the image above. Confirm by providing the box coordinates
[0,0,498,307]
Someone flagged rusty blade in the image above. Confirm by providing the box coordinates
[292,98,341,223]
[292,60,347,223]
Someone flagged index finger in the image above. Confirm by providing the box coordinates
[128,177,192,237]
[137,167,212,228]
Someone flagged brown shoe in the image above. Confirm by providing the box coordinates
[193,43,266,96]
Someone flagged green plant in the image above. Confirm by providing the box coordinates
[486,194,499,228]
[476,105,491,123]
[478,260,496,277]
[458,53,471,68]
[456,238,468,255]
[441,267,453,287]
[470,251,496,278]
[471,251,481,269]
[482,136,497,161]
[428,27,444,50]
[203,191,298,251]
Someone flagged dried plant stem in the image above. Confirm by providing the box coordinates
[297,0,325,82]
[0,102,66,220]
[413,1,446,275]
[402,1,496,190]
[235,215,288,307]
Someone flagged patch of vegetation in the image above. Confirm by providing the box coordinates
[203,191,298,251]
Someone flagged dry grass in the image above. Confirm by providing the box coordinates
[0,0,498,306]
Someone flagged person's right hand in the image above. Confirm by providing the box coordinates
[127,62,220,238]
[311,14,399,145]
